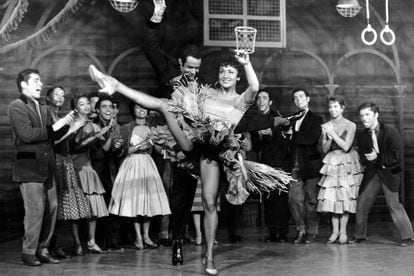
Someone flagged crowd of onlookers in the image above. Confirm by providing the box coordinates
[7,0,413,273]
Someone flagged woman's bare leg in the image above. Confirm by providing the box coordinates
[88,65,192,151]
[72,221,81,246]
[193,213,202,244]
[200,159,220,261]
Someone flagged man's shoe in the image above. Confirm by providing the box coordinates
[293,231,306,244]
[348,237,366,244]
[55,247,70,258]
[400,238,414,247]
[21,254,41,266]
[172,240,183,265]
[304,234,317,244]
[37,253,60,264]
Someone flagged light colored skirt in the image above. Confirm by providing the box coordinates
[109,153,171,217]
[77,165,109,218]
[317,149,363,214]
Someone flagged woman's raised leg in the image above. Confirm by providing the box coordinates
[88,65,193,151]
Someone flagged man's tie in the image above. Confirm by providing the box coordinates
[370,129,379,154]
[34,101,43,127]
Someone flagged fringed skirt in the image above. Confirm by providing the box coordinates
[109,153,171,217]
[77,165,109,218]
[317,149,363,214]
[57,155,91,221]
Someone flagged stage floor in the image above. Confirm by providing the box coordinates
[0,221,413,276]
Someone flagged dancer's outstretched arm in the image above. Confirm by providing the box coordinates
[88,65,193,151]
[236,52,259,104]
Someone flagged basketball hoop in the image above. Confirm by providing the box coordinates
[109,0,139,13]
[336,0,362,18]
[235,26,257,54]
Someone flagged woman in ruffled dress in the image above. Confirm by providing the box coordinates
[317,95,363,244]
[109,103,171,249]
[46,86,91,257]
[88,51,259,275]
[68,94,111,254]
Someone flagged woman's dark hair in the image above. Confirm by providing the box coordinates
[327,95,345,108]
[219,54,243,75]
[70,93,88,110]
[46,85,65,104]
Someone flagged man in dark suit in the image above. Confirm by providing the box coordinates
[288,88,323,244]
[249,90,291,242]
[90,95,123,250]
[350,102,413,246]
[144,0,201,265]
[7,69,74,266]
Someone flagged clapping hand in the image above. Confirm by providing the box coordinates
[321,123,335,140]
[365,150,378,161]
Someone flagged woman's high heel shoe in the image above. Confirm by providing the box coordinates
[195,236,202,246]
[339,233,348,245]
[88,65,118,95]
[134,239,144,250]
[87,242,105,254]
[143,239,159,249]
[326,233,339,244]
[202,257,218,276]
[75,245,84,256]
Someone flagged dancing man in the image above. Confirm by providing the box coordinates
[350,102,413,246]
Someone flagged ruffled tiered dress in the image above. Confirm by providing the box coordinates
[70,122,109,218]
[317,139,363,214]
[109,125,171,217]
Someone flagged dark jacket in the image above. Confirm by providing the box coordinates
[7,95,67,183]
[292,110,323,180]
[357,122,401,193]
[90,119,122,189]
[250,110,291,170]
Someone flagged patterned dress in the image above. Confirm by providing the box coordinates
[109,124,171,217]
[317,124,363,214]
[56,137,91,221]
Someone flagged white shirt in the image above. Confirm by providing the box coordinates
[294,109,308,132]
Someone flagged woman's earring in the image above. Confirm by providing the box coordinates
[214,81,221,89]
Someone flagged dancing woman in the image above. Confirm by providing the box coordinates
[316,95,363,244]
[89,51,259,275]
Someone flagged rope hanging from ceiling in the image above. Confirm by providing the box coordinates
[0,0,85,61]
[0,0,29,42]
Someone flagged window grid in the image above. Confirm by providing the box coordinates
[204,0,285,48]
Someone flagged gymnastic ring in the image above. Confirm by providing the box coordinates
[361,24,377,46]
[380,25,396,46]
